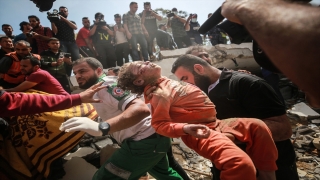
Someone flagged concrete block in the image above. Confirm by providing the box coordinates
[159,48,189,60]
[314,138,320,150]
[288,102,320,121]
[61,157,97,180]
[215,43,253,51]
[94,138,113,150]
[64,147,96,160]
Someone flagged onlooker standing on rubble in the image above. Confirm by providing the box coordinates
[167,8,191,49]
[123,2,149,61]
[156,24,177,50]
[140,2,162,61]
[28,15,53,54]
[2,24,15,40]
[51,6,80,74]
[89,12,117,69]
[0,36,14,59]
[13,21,33,44]
[76,17,97,58]
[186,14,203,45]
[113,14,130,66]
[40,37,72,93]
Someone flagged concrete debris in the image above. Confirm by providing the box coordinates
[61,157,97,180]
[64,147,95,160]
[288,102,320,121]
[298,168,308,177]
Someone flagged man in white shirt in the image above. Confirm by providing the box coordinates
[60,57,182,180]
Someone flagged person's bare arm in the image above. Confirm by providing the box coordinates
[106,98,150,133]
[101,26,114,36]
[59,15,77,30]
[5,81,37,92]
[84,38,97,56]
[222,0,320,107]
[51,22,57,34]
[263,114,292,142]
[151,11,162,21]
[174,14,187,24]
[167,18,172,28]
[89,24,98,36]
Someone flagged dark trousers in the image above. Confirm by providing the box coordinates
[60,41,81,76]
[115,42,130,66]
[94,43,117,69]
[146,33,157,57]
[55,76,71,94]
[130,34,148,61]
[173,35,191,49]
[167,147,190,180]
[79,46,94,57]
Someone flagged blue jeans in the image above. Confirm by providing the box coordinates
[130,34,148,61]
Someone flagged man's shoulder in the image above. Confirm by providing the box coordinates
[100,76,132,101]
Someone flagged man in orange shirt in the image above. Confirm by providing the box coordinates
[118,60,278,180]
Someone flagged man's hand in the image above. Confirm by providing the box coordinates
[221,0,244,25]
[59,117,103,136]
[56,58,63,66]
[63,57,72,65]
[144,31,149,38]
[126,32,132,39]
[183,124,211,139]
[145,86,157,101]
[79,82,107,103]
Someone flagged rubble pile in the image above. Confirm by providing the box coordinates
[288,102,320,180]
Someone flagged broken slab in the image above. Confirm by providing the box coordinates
[94,138,113,150]
[64,147,96,160]
[288,102,320,121]
[61,157,97,180]
[159,48,189,60]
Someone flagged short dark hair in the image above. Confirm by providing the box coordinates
[28,15,40,21]
[73,57,103,70]
[130,2,137,6]
[0,36,11,42]
[185,45,208,55]
[22,56,41,67]
[48,37,59,43]
[15,40,31,47]
[59,6,67,10]
[2,24,12,28]
[144,2,150,5]
[171,54,210,74]
[82,17,89,20]
[114,14,121,18]
[158,23,165,29]
[19,21,30,31]
[94,12,104,19]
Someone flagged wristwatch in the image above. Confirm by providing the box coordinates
[98,122,110,136]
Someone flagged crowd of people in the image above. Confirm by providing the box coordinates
[1,0,320,180]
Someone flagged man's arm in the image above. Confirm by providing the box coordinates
[106,98,150,133]
[238,76,291,141]
[101,26,114,36]
[263,114,292,142]
[167,18,172,28]
[51,22,58,34]
[5,81,38,92]
[33,28,53,41]
[89,25,98,36]
[0,82,105,117]
[59,16,77,30]
[122,14,132,39]
[221,0,320,107]
[174,14,187,24]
